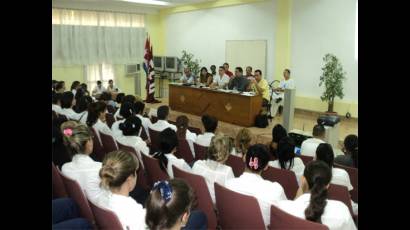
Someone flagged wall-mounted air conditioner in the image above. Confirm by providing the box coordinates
[125,64,141,76]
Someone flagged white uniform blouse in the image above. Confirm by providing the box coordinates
[195,132,215,147]
[164,153,191,178]
[149,120,177,132]
[300,138,326,157]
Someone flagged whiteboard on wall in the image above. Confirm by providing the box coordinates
[226,40,267,76]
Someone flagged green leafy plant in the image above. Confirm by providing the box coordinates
[319,53,346,113]
[179,50,201,76]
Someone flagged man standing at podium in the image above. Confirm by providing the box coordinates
[271,69,295,117]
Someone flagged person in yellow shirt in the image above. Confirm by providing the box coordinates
[250,69,270,107]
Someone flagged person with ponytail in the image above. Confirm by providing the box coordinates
[61,121,108,203]
[97,150,147,230]
[225,144,287,227]
[134,101,152,141]
[76,95,93,124]
[192,134,235,204]
[152,128,191,178]
[269,124,288,159]
[111,102,135,138]
[335,134,358,169]
[114,94,137,120]
[146,179,208,230]
[268,136,305,185]
[176,115,197,158]
[60,91,83,121]
[86,101,112,142]
[277,161,357,230]
[234,128,254,157]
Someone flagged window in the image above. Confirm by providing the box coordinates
[86,63,115,92]
[355,0,358,61]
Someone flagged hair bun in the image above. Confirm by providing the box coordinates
[100,164,116,188]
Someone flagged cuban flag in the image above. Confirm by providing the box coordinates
[143,36,156,102]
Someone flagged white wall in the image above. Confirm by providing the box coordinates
[164,0,276,80]
[291,0,358,102]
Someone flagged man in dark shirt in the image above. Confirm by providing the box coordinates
[228,67,250,92]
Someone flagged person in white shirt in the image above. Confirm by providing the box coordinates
[60,121,108,203]
[277,160,357,230]
[111,102,135,138]
[268,136,305,185]
[52,92,64,115]
[301,124,326,157]
[209,66,230,89]
[235,128,254,158]
[116,116,150,167]
[86,101,113,143]
[192,134,235,203]
[145,179,208,230]
[55,81,66,94]
[97,150,147,230]
[70,81,81,97]
[225,144,288,227]
[152,128,191,178]
[316,143,358,215]
[149,105,177,133]
[92,80,107,98]
[75,95,92,124]
[195,115,218,147]
[180,67,197,84]
[107,79,121,93]
[176,115,197,159]
[271,69,295,117]
[134,101,152,141]
[114,95,136,121]
[60,91,83,121]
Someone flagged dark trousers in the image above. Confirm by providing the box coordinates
[183,210,208,230]
[52,198,93,229]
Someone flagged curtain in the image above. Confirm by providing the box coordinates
[52,8,146,66]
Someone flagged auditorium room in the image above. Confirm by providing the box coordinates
[52,0,358,229]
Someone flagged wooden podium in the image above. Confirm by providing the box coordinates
[282,88,296,131]
[169,84,262,127]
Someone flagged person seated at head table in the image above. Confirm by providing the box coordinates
[209,66,230,89]
[199,67,213,87]
[227,67,250,92]
[179,67,197,84]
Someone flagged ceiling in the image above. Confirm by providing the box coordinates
[52,0,215,14]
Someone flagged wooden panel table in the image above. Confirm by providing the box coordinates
[169,84,262,127]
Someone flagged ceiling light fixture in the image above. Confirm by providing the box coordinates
[120,0,171,6]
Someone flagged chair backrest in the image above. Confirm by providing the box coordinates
[52,162,68,198]
[99,131,118,154]
[334,163,358,203]
[89,127,105,162]
[168,120,176,125]
[225,154,245,177]
[269,205,329,230]
[176,138,194,164]
[105,113,115,129]
[298,155,314,165]
[214,182,266,229]
[193,143,208,161]
[328,184,354,217]
[148,128,161,153]
[261,166,298,200]
[59,169,96,225]
[141,153,169,186]
[88,199,123,230]
[116,141,150,190]
[172,166,217,229]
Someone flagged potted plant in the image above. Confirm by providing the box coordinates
[319,53,346,114]
[179,50,201,76]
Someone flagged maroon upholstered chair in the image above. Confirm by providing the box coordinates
[193,143,208,161]
[88,199,122,230]
[52,162,68,198]
[99,131,118,154]
[116,141,149,190]
[328,184,355,217]
[269,205,329,230]
[298,155,314,165]
[261,166,298,200]
[335,163,358,203]
[173,166,217,229]
[59,170,96,225]
[90,127,105,162]
[225,154,245,177]
[176,138,194,164]
[141,153,169,187]
[105,113,115,129]
[214,182,265,229]
[148,128,161,154]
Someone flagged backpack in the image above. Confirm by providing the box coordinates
[255,114,268,128]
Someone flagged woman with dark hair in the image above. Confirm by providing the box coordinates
[199,67,213,86]
[111,102,135,138]
[268,136,305,185]
[269,124,288,159]
[176,115,197,158]
[116,116,149,160]
[86,101,112,141]
[114,95,136,120]
[76,96,93,124]
[152,128,191,178]
[277,161,356,230]
[80,83,90,96]
[70,81,81,96]
[60,91,82,121]
[225,144,287,227]
[335,135,358,168]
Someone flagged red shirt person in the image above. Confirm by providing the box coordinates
[223,62,234,78]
